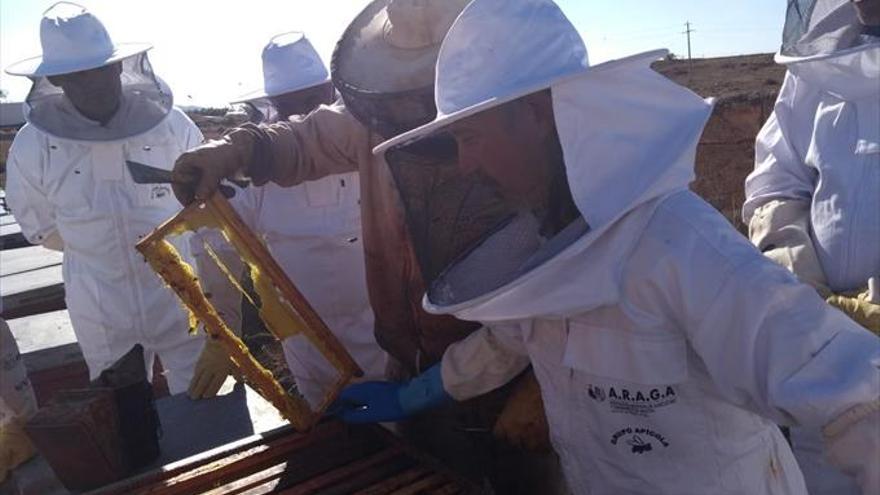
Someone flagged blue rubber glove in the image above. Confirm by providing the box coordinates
[332,364,451,423]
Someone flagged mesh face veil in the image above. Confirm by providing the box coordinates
[330,0,470,139]
[24,52,172,141]
[332,81,437,140]
[782,0,880,59]
[385,134,585,309]
[385,135,516,285]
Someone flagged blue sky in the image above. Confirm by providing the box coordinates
[0,1,788,107]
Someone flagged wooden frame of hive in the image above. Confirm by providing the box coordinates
[136,193,363,431]
[94,423,478,495]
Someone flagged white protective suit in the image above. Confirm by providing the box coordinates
[194,175,387,406]
[742,31,879,495]
[5,104,207,394]
[743,46,880,294]
[370,0,880,493]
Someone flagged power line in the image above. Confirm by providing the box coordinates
[683,21,695,76]
[683,21,695,61]
[597,24,777,42]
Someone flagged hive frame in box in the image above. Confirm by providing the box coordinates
[136,193,363,431]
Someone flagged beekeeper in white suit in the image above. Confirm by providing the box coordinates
[743,1,880,493]
[324,0,880,493]
[192,32,386,402]
[4,3,224,395]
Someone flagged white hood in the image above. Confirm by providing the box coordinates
[372,0,714,321]
[784,44,880,100]
[23,52,173,142]
[777,0,880,63]
[424,55,713,321]
[775,0,879,101]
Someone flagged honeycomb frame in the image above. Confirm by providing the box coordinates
[136,193,363,431]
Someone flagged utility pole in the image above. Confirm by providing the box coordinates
[683,21,695,75]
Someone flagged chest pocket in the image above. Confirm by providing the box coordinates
[257,174,361,241]
[307,173,362,237]
[46,140,96,214]
[562,321,689,386]
[124,136,180,208]
[304,177,342,207]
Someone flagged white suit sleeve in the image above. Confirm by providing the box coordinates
[441,324,531,401]
[5,129,63,251]
[683,253,879,492]
[742,71,818,222]
[687,258,879,430]
[747,199,829,291]
[642,200,879,493]
[823,401,880,494]
[742,72,828,290]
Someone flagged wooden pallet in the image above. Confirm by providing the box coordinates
[1,245,65,319]
[0,211,33,250]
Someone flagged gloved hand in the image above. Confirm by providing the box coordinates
[827,291,880,336]
[332,364,451,423]
[824,402,880,495]
[171,128,255,205]
[493,371,551,452]
[188,338,234,400]
[0,419,36,483]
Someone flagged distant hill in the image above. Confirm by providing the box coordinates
[654,53,785,103]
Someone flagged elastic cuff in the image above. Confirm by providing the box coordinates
[823,399,880,440]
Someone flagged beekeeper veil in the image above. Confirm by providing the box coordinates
[233,31,331,124]
[781,0,880,59]
[333,0,521,283]
[331,0,470,139]
[5,2,172,141]
[373,0,714,320]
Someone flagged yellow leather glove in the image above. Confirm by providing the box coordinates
[171,128,255,205]
[0,419,36,483]
[188,338,234,400]
[493,371,551,452]
[827,291,880,336]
